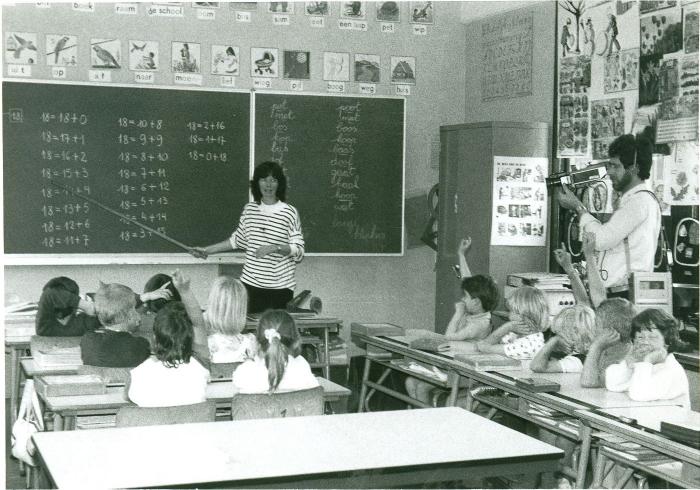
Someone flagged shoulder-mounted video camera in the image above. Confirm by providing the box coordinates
[546,163,607,190]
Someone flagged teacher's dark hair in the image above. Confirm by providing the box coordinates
[250,161,287,203]
[608,126,654,180]
[153,301,193,368]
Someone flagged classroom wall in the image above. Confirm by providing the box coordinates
[2,2,468,337]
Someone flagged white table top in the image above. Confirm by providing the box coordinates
[597,405,700,432]
[34,407,562,488]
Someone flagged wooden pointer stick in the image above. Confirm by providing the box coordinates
[49,180,194,253]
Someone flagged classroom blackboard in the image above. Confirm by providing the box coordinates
[3,81,250,255]
[255,93,405,254]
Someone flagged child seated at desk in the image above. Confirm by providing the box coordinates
[80,283,150,368]
[173,271,256,364]
[406,238,498,403]
[128,301,210,407]
[232,309,318,393]
[36,276,101,336]
[605,308,689,407]
[475,286,549,360]
[531,305,596,373]
[580,298,635,388]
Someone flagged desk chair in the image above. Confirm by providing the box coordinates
[115,401,216,427]
[230,386,324,420]
[77,365,130,385]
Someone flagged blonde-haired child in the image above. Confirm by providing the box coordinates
[172,271,256,364]
[476,286,549,359]
[531,305,596,373]
[232,309,318,393]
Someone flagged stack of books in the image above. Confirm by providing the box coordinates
[33,346,82,368]
[507,272,570,289]
[35,374,105,398]
[454,353,521,371]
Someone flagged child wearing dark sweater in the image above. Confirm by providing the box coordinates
[36,277,101,337]
[80,283,151,368]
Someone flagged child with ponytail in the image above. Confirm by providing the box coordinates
[232,309,318,393]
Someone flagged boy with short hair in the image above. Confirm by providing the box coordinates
[36,276,101,337]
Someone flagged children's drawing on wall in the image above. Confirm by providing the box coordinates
[376,1,400,22]
[656,93,699,142]
[251,47,278,77]
[680,55,699,96]
[91,39,121,69]
[305,2,329,15]
[604,49,638,92]
[617,1,635,15]
[390,56,416,84]
[46,34,77,67]
[354,54,380,83]
[340,1,365,19]
[639,53,662,105]
[269,1,293,13]
[558,55,591,156]
[665,141,699,204]
[649,153,672,215]
[409,1,433,24]
[591,98,625,159]
[229,2,257,10]
[640,10,683,56]
[171,41,199,73]
[639,0,677,14]
[684,9,699,53]
[323,51,349,81]
[283,50,310,80]
[211,45,239,75]
[129,40,158,71]
[579,17,596,56]
[600,13,622,56]
[5,32,38,65]
[658,58,679,100]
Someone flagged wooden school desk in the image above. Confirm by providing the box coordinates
[5,316,34,425]
[39,376,350,431]
[576,407,700,488]
[351,331,463,410]
[32,407,563,489]
[246,315,342,379]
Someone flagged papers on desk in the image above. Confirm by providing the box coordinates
[390,359,448,383]
[33,346,82,368]
[454,353,521,371]
[5,301,38,315]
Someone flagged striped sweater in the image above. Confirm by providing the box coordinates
[229,201,304,290]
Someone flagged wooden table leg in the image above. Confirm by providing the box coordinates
[576,424,592,489]
[52,414,64,432]
[357,357,372,413]
[10,347,21,425]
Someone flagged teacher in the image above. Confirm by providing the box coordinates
[190,161,305,313]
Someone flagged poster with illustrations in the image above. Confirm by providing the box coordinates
[657,93,699,142]
[211,45,238,75]
[91,38,122,69]
[649,153,673,215]
[491,156,548,246]
[658,57,679,100]
[604,49,638,93]
[46,34,77,67]
[171,41,199,73]
[680,54,699,96]
[128,40,158,71]
[558,55,591,157]
[639,1,677,15]
[685,9,699,53]
[591,98,625,159]
[664,141,699,205]
[5,32,38,65]
[639,53,662,105]
[640,10,682,56]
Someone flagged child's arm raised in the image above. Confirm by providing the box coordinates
[171,270,207,347]
[457,237,472,279]
[582,232,606,308]
[553,243,591,308]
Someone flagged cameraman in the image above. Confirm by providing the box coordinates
[556,129,661,299]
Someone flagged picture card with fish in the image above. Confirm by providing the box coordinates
[269,1,293,13]
[305,1,329,15]
[211,45,239,75]
[251,47,279,77]
[409,1,434,24]
[376,1,400,22]
[323,51,350,81]
[5,32,39,65]
[46,34,77,67]
[354,53,380,83]
[128,40,159,71]
[171,41,200,73]
[283,50,310,80]
[90,39,122,69]
[340,1,366,19]
[390,56,416,84]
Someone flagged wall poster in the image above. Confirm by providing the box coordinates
[491,156,548,246]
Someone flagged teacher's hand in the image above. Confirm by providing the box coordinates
[255,244,277,258]
[189,247,208,259]
[556,185,583,211]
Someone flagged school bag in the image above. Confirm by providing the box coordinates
[11,379,45,466]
